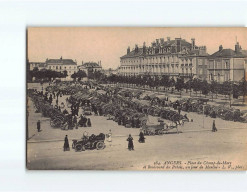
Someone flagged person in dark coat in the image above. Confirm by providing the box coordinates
[211,111,216,118]
[79,115,87,127]
[127,134,134,151]
[68,115,73,129]
[87,118,92,127]
[82,116,87,127]
[64,135,70,151]
[44,94,48,102]
[71,105,74,116]
[73,116,78,129]
[49,94,53,104]
[117,117,121,125]
[138,130,145,143]
[37,120,41,132]
[212,120,217,132]
[178,106,181,115]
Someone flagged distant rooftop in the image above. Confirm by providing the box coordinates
[46,57,77,65]
[80,62,102,68]
[210,49,247,58]
[121,38,207,58]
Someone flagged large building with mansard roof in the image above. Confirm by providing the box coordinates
[46,56,77,81]
[119,37,209,81]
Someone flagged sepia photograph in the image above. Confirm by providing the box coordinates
[26,27,247,170]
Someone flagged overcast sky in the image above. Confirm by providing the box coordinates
[28,27,247,69]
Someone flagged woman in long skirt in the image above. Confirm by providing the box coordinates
[87,118,92,127]
[138,130,145,143]
[212,120,217,132]
[64,135,70,151]
[127,134,134,151]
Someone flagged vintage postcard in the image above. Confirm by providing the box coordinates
[26,27,247,170]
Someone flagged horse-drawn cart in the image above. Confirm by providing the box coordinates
[142,122,168,135]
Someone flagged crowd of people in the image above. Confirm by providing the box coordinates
[32,82,220,153]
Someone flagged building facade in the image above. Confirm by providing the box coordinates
[46,56,77,81]
[208,42,247,83]
[29,62,46,71]
[119,37,208,81]
[77,61,102,75]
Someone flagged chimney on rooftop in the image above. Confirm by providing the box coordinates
[235,42,241,53]
[219,45,223,51]
[160,38,164,45]
[127,46,130,54]
[135,44,139,53]
[60,56,62,60]
[156,39,159,45]
[191,38,195,50]
[175,38,182,53]
[167,37,171,42]
[143,42,146,54]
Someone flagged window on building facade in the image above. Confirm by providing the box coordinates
[225,73,229,81]
[217,73,220,82]
[209,73,212,80]
[225,61,230,69]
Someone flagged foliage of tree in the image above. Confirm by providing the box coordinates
[29,68,67,81]
[71,70,87,81]
[175,77,185,92]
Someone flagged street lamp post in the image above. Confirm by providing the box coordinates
[229,80,233,108]
[202,104,205,128]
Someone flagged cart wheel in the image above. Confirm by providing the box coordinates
[96,142,105,150]
[75,144,83,152]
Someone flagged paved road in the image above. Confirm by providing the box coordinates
[27,127,247,170]
[27,83,247,170]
